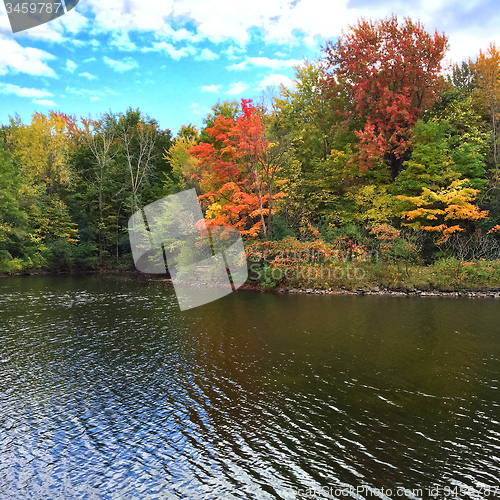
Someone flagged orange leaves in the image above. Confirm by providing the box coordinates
[188,99,286,239]
[398,179,489,244]
[472,42,500,185]
[368,223,400,241]
[487,225,500,234]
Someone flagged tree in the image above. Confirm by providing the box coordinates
[0,146,26,272]
[189,99,287,238]
[322,15,449,179]
[398,179,489,244]
[448,60,476,95]
[199,101,240,145]
[275,61,348,163]
[82,114,121,264]
[10,111,72,193]
[472,43,500,185]
[116,109,158,214]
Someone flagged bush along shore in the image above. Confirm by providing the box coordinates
[242,236,500,298]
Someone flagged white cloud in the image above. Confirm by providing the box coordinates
[142,42,197,60]
[65,86,118,99]
[191,102,210,115]
[226,61,247,71]
[79,72,97,80]
[0,83,53,98]
[18,26,64,42]
[0,34,56,77]
[103,56,138,72]
[201,84,222,93]
[34,99,58,106]
[84,0,176,32]
[111,32,137,51]
[90,96,100,101]
[83,57,96,63]
[66,60,77,73]
[256,73,294,90]
[225,82,250,95]
[196,48,219,61]
[45,8,89,35]
[74,0,500,65]
[227,57,303,71]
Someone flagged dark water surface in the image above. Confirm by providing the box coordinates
[0,275,499,499]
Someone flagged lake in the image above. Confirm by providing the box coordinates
[0,275,499,499]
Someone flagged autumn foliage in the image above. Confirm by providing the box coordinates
[398,180,489,244]
[188,99,285,238]
[323,16,449,178]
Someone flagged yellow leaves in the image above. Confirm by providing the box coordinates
[12,111,72,188]
[398,179,488,244]
[205,202,223,220]
[164,136,198,185]
[352,184,397,224]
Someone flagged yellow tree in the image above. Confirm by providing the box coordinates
[11,111,72,193]
[398,179,489,244]
[473,43,500,185]
[163,135,199,191]
[8,112,78,262]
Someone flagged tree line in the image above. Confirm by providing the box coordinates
[1,15,500,274]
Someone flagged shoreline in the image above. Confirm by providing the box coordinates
[3,268,500,298]
[238,282,500,299]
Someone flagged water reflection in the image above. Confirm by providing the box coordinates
[0,275,499,499]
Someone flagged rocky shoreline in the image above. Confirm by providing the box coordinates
[239,282,500,298]
[4,270,500,298]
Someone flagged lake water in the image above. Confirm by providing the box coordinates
[0,275,499,499]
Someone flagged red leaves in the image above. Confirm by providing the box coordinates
[323,15,449,174]
[188,99,283,238]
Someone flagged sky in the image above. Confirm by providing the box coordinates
[0,0,499,136]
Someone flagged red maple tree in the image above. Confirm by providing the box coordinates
[323,16,449,179]
[188,99,285,238]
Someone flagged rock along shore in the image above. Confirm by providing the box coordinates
[239,282,500,299]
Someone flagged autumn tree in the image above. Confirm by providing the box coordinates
[198,101,240,145]
[322,16,449,179]
[189,99,287,238]
[163,132,199,192]
[274,61,361,226]
[10,111,72,193]
[398,179,489,244]
[472,43,500,185]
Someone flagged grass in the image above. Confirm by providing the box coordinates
[249,257,500,292]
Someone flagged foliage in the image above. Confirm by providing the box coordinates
[472,43,500,185]
[398,179,489,244]
[3,17,500,284]
[189,99,287,238]
[322,15,448,178]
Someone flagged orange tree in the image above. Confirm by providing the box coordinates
[188,99,286,238]
[472,43,500,185]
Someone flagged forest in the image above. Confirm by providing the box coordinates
[2,16,500,291]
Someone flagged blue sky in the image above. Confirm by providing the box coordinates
[1,0,499,136]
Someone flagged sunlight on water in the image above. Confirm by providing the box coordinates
[0,275,499,499]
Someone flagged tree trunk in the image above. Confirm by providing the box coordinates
[390,152,403,181]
